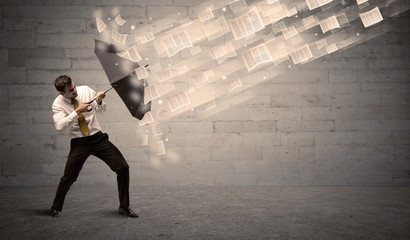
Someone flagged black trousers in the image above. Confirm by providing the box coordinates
[51,131,130,211]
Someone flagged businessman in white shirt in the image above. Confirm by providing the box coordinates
[50,75,138,218]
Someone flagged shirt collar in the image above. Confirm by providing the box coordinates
[61,95,75,105]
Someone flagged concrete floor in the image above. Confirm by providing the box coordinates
[0,185,409,240]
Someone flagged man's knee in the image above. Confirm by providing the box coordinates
[116,162,129,173]
[60,172,79,184]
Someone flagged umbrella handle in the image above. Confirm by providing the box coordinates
[87,87,114,104]
[104,87,113,93]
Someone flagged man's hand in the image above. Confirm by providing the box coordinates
[75,103,90,115]
[95,91,106,104]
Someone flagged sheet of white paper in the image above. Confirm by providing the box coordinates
[141,135,149,146]
[306,0,333,10]
[302,15,319,29]
[326,43,338,54]
[117,45,142,62]
[359,7,383,28]
[111,30,127,44]
[204,100,216,111]
[356,0,368,5]
[282,26,298,39]
[157,69,173,82]
[193,70,214,85]
[242,43,272,71]
[96,17,107,32]
[152,124,162,136]
[198,5,215,22]
[229,7,265,40]
[155,140,166,155]
[168,92,191,112]
[135,66,149,80]
[319,15,340,33]
[115,14,126,26]
[135,32,155,45]
[203,16,231,41]
[227,78,243,92]
[149,63,162,73]
[230,0,248,13]
[139,111,154,126]
[144,84,160,104]
[290,44,313,64]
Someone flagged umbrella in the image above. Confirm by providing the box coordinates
[94,39,151,120]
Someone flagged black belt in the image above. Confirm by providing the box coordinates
[71,131,106,145]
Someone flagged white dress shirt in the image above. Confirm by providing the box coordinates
[52,86,106,139]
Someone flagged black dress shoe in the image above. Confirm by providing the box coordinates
[118,207,139,218]
[50,208,59,217]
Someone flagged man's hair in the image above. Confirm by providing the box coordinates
[54,75,72,92]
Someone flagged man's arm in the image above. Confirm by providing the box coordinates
[52,102,90,131]
[89,87,107,113]
[52,104,77,131]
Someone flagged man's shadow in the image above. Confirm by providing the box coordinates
[32,209,51,216]
[30,209,126,218]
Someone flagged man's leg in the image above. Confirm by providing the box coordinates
[51,142,90,216]
[92,133,138,218]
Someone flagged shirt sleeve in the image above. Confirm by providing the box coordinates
[89,86,107,113]
[52,104,78,131]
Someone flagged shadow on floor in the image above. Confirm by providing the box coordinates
[2,186,410,240]
[32,209,51,217]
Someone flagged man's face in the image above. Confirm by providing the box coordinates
[60,82,78,99]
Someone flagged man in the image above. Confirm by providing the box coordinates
[50,75,138,218]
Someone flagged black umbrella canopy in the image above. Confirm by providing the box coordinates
[94,39,151,120]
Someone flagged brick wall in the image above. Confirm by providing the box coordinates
[0,0,409,186]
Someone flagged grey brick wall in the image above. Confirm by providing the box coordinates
[0,0,409,186]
